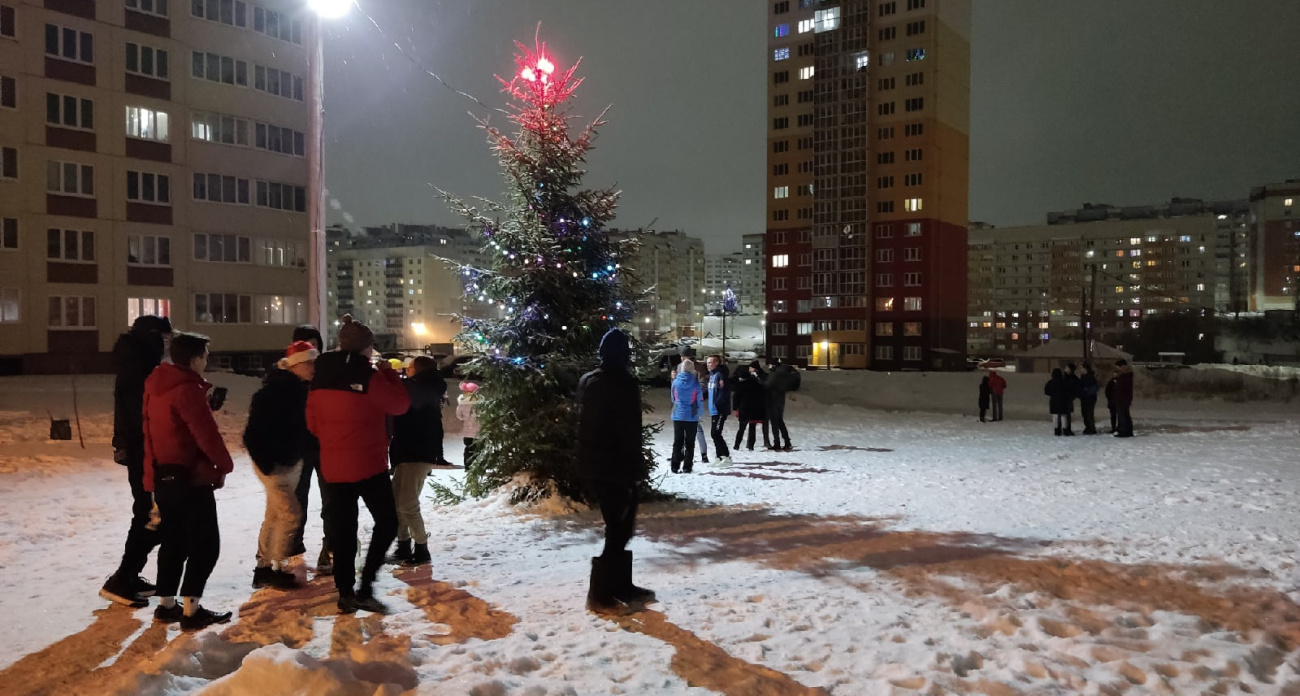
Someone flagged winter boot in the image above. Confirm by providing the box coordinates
[391,538,413,563]
[346,585,390,614]
[403,542,431,567]
[612,550,656,604]
[700,454,709,464]
[586,556,630,615]
[269,569,303,590]
[316,549,333,575]
[1054,427,1062,436]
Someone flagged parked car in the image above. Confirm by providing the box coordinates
[978,358,1006,369]
[439,354,480,378]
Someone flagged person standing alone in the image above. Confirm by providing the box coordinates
[765,359,800,451]
[388,355,447,566]
[145,332,235,630]
[1111,359,1135,438]
[101,315,172,607]
[307,316,410,614]
[576,329,654,614]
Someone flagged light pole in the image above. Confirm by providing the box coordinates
[306,0,350,331]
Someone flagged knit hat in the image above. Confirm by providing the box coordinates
[337,314,374,353]
[460,381,479,393]
[679,358,695,376]
[749,360,762,371]
[598,328,631,368]
[278,340,319,369]
[291,324,323,351]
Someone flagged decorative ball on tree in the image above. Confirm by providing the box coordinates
[439,36,656,503]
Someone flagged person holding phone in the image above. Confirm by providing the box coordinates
[143,332,236,631]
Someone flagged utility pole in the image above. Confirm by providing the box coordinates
[1088,264,1098,363]
[1080,277,1088,365]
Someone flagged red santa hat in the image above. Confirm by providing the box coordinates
[278,340,319,369]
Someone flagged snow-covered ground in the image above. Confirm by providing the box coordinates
[1,372,1298,695]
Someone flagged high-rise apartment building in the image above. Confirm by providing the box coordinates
[0,0,317,373]
[610,229,705,341]
[765,0,970,369]
[967,198,1249,355]
[325,224,486,352]
[1248,180,1300,312]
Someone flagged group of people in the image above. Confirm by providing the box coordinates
[667,351,802,473]
[99,314,483,629]
[976,360,1134,437]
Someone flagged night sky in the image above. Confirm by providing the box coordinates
[320,0,1300,252]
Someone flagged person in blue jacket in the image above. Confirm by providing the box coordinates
[705,355,733,467]
[669,358,702,473]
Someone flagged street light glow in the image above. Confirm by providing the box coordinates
[308,0,351,18]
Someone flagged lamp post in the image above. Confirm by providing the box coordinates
[306,0,350,331]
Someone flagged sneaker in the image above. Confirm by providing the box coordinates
[100,575,149,609]
[180,606,233,632]
[153,603,183,624]
[252,566,276,589]
[316,550,333,575]
[714,456,732,468]
[339,592,389,615]
[269,569,303,590]
[133,576,157,598]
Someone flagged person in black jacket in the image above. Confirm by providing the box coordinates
[978,375,992,422]
[577,329,654,614]
[765,359,800,451]
[100,315,172,608]
[287,325,331,573]
[1078,363,1100,435]
[732,362,770,452]
[1044,367,1075,436]
[243,341,317,590]
[388,355,447,566]
[705,355,732,466]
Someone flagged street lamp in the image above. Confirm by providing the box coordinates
[820,339,829,370]
[306,0,350,331]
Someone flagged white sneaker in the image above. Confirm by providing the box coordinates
[715,456,733,468]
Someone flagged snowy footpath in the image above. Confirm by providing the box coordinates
[1,374,1299,695]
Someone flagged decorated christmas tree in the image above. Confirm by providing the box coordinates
[441,38,656,503]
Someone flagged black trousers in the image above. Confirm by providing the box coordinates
[324,471,398,596]
[709,413,731,458]
[154,472,220,598]
[1080,398,1097,433]
[1115,406,1134,437]
[979,407,988,422]
[292,453,331,555]
[734,420,769,450]
[768,398,790,447]
[114,449,160,580]
[991,394,1004,421]
[670,420,696,472]
[1108,405,1118,432]
[592,481,638,558]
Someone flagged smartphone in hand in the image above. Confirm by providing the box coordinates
[208,386,229,412]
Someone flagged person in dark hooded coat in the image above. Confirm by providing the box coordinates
[732,361,771,451]
[576,329,654,614]
[765,359,800,451]
[978,375,992,422]
[101,314,172,608]
[1044,367,1075,436]
[287,325,331,572]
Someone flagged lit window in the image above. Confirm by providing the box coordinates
[772,254,789,268]
[855,53,869,70]
[875,322,894,336]
[875,297,895,312]
[904,198,922,212]
[774,23,790,38]
[125,106,169,142]
[903,297,922,311]
[1284,198,1293,207]
[774,47,790,61]
[814,6,840,32]
[798,19,815,33]
[774,186,789,199]
[903,322,921,336]
[905,48,925,61]
[799,66,814,80]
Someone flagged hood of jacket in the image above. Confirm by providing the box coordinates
[146,361,208,397]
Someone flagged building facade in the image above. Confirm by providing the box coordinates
[967,199,1250,355]
[764,0,970,370]
[1248,181,1300,312]
[325,223,486,352]
[704,233,766,316]
[0,0,317,373]
[610,229,705,341]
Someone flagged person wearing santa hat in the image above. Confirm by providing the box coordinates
[243,340,318,590]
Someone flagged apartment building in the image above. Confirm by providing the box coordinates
[0,0,317,373]
[704,234,766,315]
[967,199,1250,355]
[610,229,705,340]
[1248,180,1300,312]
[764,0,970,370]
[325,223,487,352]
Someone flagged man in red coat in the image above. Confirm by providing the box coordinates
[143,332,236,631]
[307,316,410,614]
[988,370,1007,422]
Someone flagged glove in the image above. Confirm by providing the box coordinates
[208,386,228,412]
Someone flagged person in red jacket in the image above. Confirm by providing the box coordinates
[307,316,410,614]
[143,332,236,631]
[987,370,1007,422]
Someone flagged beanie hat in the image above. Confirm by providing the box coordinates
[131,315,173,336]
[679,358,695,376]
[749,360,762,371]
[598,329,631,368]
[278,340,319,369]
[337,314,375,353]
